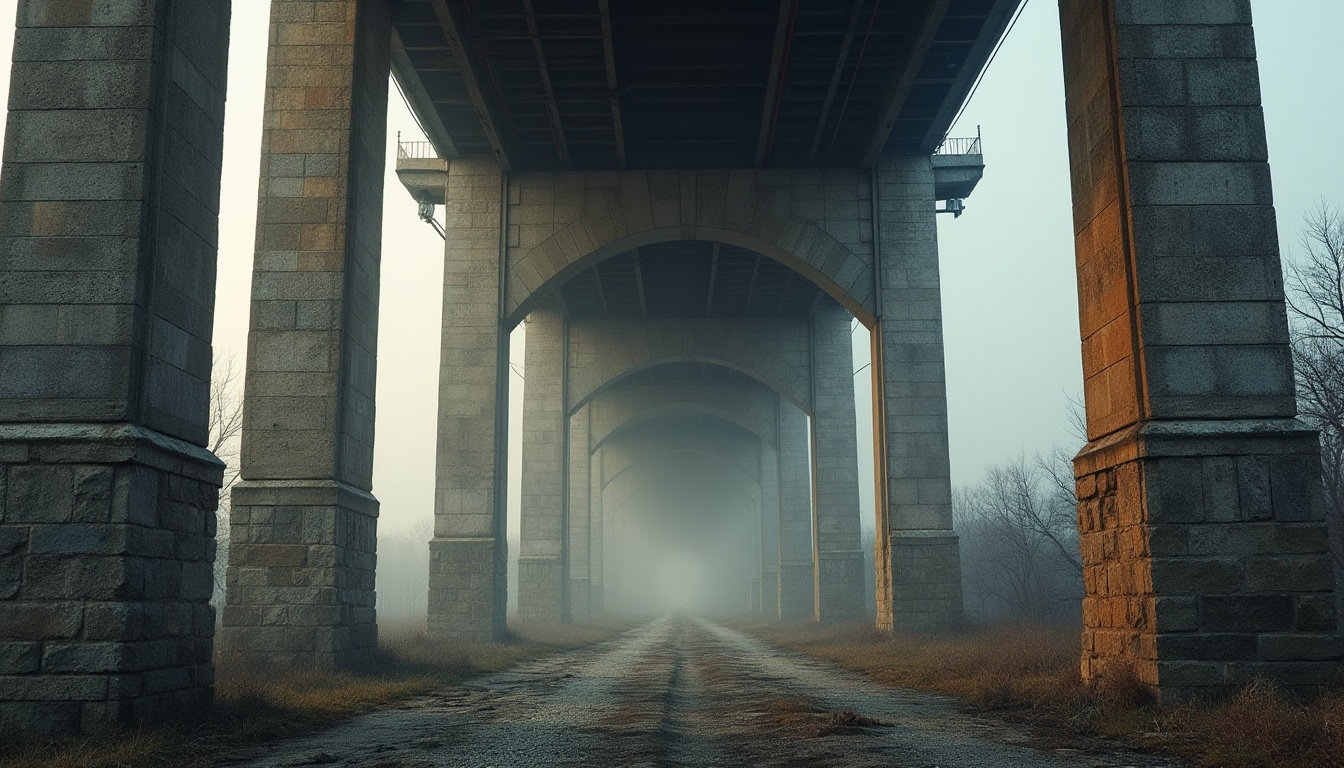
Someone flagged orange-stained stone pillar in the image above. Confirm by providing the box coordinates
[1060,0,1337,699]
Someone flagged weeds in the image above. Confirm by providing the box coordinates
[742,620,1344,768]
[0,620,623,768]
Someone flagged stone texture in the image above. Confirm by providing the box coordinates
[0,0,229,734]
[427,158,510,642]
[0,426,223,734]
[502,169,878,326]
[872,154,963,632]
[1060,0,1337,699]
[518,309,567,623]
[568,318,813,415]
[759,446,780,619]
[567,405,591,623]
[224,0,392,668]
[810,304,867,623]
[777,404,815,620]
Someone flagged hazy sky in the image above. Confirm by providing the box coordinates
[0,1,1340,539]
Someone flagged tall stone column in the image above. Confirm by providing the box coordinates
[0,0,229,732]
[1059,0,1337,699]
[871,155,962,632]
[518,308,567,622]
[777,404,815,619]
[427,158,509,642]
[589,447,605,617]
[223,0,391,669]
[810,305,867,622]
[759,446,781,618]
[568,405,592,623]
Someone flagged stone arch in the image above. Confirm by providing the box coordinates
[567,318,812,415]
[588,383,780,454]
[601,434,762,496]
[604,448,763,517]
[504,169,877,328]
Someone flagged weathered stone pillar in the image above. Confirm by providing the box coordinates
[589,447,605,617]
[1060,0,1338,699]
[777,404,815,620]
[427,158,509,642]
[760,445,781,618]
[0,0,230,732]
[871,155,963,632]
[567,405,591,623]
[518,308,567,622]
[810,305,867,622]
[223,0,391,669]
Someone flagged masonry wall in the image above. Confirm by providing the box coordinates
[0,0,230,732]
[1060,0,1338,698]
[223,0,392,668]
[502,169,878,325]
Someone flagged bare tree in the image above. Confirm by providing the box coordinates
[956,451,1083,622]
[209,351,245,603]
[1284,201,1344,581]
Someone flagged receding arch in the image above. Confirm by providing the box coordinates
[603,448,763,515]
[589,382,781,454]
[567,318,812,415]
[601,433,763,496]
[504,169,877,329]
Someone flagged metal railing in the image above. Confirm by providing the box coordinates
[396,132,441,160]
[934,126,983,156]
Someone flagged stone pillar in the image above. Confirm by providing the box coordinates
[810,305,867,622]
[1059,0,1337,699]
[0,0,230,732]
[871,155,963,632]
[223,0,391,669]
[760,446,780,618]
[589,447,605,617]
[777,404,815,620]
[518,308,567,622]
[567,405,591,623]
[427,158,509,642]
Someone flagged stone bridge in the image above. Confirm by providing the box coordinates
[0,0,1335,735]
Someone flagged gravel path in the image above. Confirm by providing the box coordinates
[217,616,1179,768]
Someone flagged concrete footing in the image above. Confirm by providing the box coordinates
[221,481,377,669]
[427,537,504,642]
[1077,421,1340,699]
[778,561,815,620]
[878,531,962,631]
[517,556,564,623]
[0,426,222,733]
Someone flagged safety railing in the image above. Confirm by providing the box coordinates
[396,133,440,160]
[934,127,982,156]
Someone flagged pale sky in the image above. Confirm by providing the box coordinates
[0,1,1341,540]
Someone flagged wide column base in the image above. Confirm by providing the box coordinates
[878,531,963,632]
[517,555,564,623]
[427,537,504,642]
[750,578,762,614]
[568,579,590,623]
[221,480,377,669]
[760,569,779,619]
[0,425,222,734]
[589,583,604,619]
[816,550,867,623]
[1077,419,1340,701]
[778,561,815,620]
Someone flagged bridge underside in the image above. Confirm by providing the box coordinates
[0,0,1336,737]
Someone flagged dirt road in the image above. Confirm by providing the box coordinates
[219,616,1177,768]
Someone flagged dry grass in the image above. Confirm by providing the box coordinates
[0,620,624,768]
[742,620,1344,768]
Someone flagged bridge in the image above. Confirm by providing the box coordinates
[0,0,1336,734]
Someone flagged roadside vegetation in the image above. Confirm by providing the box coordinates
[745,620,1344,768]
[0,621,622,768]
